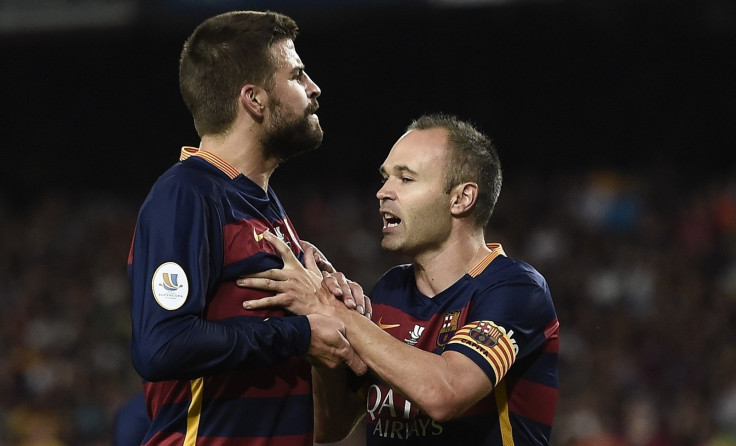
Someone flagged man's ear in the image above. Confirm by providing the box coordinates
[240,84,266,118]
[450,182,479,217]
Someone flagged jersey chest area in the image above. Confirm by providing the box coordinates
[371,285,476,354]
[206,194,302,321]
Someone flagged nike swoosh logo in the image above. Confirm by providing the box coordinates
[377,317,400,330]
[253,227,265,242]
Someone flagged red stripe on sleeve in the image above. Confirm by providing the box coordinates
[544,318,560,353]
[508,378,558,426]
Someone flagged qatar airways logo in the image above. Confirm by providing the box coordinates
[366,384,443,440]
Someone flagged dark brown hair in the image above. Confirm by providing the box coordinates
[408,113,503,227]
[179,11,299,136]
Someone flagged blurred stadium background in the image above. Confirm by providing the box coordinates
[1,0,735,444]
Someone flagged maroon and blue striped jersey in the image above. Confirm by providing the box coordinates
[127,147,314,446]
[365,244,559,445]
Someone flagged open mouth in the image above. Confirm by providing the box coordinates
[382,212,401,229]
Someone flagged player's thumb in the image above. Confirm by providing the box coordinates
[344,350,368,376]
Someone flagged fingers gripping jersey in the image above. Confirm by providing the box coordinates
[127,148,313,446]
[366,244,559,445]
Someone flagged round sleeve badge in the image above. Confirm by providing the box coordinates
[152,262,189,310]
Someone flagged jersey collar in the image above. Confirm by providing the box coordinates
[180,146,240,180]
[468,243,506,278]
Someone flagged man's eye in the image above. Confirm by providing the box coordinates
[401,177,413,183]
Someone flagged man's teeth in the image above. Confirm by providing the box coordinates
[383,213,401,227]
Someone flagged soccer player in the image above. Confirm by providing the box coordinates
[238,113,560,445]
[127,11,366,445]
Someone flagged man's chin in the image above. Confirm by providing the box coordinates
[310,117,323,138]
[262,120,323,161]
[306,124,323,149]
[380,239,401,252]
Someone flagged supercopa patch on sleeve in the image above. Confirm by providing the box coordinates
[152,262,189,310]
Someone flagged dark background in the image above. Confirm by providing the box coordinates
[2,0,734,205]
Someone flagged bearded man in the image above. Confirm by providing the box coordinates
[126,11,365,446]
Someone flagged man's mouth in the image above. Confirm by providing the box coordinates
[307,101,319,115]
[382,212,401,229]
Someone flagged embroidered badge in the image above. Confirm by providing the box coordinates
[437,311,461,347]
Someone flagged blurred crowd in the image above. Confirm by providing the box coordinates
[0,165,735,445]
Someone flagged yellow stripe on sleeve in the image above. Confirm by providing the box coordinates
[184,377,204,446]
[494,380,515,446]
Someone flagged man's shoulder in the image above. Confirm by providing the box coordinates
[370,264,413,294]
[161,157,223,185]
[377,263,413,282]
[145,158,227,199]
[482,254,547,285]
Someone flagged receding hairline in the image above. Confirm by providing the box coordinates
[378,127,451,179]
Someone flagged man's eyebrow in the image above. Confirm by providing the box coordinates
[395,165,418,175]
[379,164,418,176]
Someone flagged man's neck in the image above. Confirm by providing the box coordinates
[199,131,278,191]
[412,230,490,298]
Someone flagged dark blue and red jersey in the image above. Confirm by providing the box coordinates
[365,244,559,445]
[127,147,314,446]
[113,392,149,446]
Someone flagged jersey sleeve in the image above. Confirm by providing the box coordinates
[444,266,557,387]
[128,176,310,382]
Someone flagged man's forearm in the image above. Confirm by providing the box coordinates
[334,304,492,422]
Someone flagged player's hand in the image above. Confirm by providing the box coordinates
[299,240,368,314]
[237,230,367,315]
[323,272,372,319]
[306,314,367,376]
[238,230,328,315]
[299,240,370,316]
[300,239,336,273]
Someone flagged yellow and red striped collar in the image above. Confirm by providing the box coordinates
[180,146,240,180]
[468,243,506,278]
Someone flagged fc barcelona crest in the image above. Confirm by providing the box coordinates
[437,311,461,347]
[469,321,503,348]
